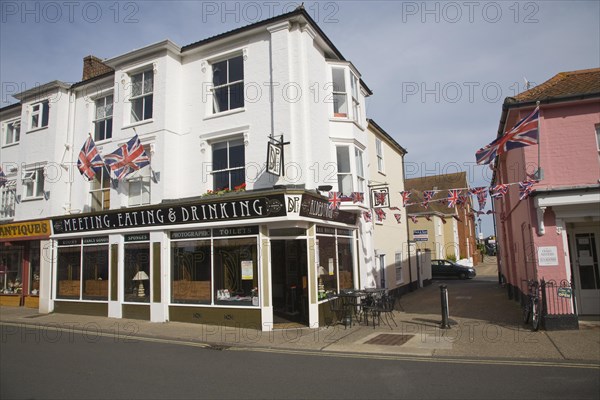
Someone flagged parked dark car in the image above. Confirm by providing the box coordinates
[431,259,476,279]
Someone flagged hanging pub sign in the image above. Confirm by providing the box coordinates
[266,141,283,176]
[371,187,390,208]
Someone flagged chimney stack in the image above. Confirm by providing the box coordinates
[82,55,114,81]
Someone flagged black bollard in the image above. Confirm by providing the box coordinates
[440,284,450,329]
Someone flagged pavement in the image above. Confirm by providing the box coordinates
[1,257,599,365]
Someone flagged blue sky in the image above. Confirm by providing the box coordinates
[1,1,599,235]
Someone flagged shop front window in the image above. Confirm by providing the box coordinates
[56,245,81,299]
[214,237,258,306]
[28,242,40,295]
[317,227,355,299]
[56,238,109,300]
[171,238,212,304]
[82,244,109,300]
[0,245,23,294]
[124,240,150,303]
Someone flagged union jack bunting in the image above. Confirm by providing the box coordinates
[490,184,509,199]
[389,206,400,211]
[375,208,387,221]
[104,134,150,181]
[394,213,402,224]
[410,215,418,224]
[470,187,488,210]
[486,210,496,215]
[77,136,105,181]
[457,193,468,208]
[475,106,539,165]
[328,192,342,210]
[519,180,537,200]
[400,191,411,207]
[447,189,461,208]
[421,190,437,209]
[362,211,372,222]
[339,194,353,202]
[351,192,364,204]
[0,167,6,188]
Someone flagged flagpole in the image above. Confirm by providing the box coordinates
[536,101,543,181]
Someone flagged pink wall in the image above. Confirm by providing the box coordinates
[495,99,599,301]
[524,101,600,188]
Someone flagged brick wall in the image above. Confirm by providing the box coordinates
[82,56,113,80]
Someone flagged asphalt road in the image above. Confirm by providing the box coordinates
[1,324,598,400]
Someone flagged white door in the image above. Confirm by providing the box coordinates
[571,232,600,315]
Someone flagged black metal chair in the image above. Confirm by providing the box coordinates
[326,293,353,329]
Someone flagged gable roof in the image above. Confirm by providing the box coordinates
[507,68,600,105]
[404,172,469,215]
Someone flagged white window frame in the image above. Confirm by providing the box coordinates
[376,138,385,174]
[210,54,244,114]
[127,145,152,207]
[94,94,113,142]
[22,166,45,200]
[355,147,365,194]
[331,66,348,118]
[395,252,403,284]
[29,100,49,131]
[90,168,111,211]
[211,138,245,191]
[336,146,353,195]
[130,69,153,123]
[350,73,360,122]
[595,124,600,152]
[3,118,21,147]
[0,179,17,220]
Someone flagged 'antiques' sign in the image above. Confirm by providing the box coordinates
[52,195,286,234]
[0,220,51,241]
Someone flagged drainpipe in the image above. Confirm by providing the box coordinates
[402,153,414,291]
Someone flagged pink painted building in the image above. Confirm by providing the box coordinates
[494,68,600,329]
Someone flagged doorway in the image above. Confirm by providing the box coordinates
[270,240,308,326]
[570,231,600,315]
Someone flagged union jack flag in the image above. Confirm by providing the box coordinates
[400,191,411,207]
[470,187,488,210]
[490,184,509,199]
[0,167,6,188]
[456,193,468,208]
[519,180,537,200]
[410,215,419,224]
[104,134,150,181]
[476,106,539,165]
[362,211,372,222]
[394,213,402,224]
[351,192,364,204]
[77,136,105,181]
[447,189,461,208]
[375,208,387,221]
[328,192,342,210]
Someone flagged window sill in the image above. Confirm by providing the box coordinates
[204,108,245,121]
[329,117,365,130]
[27,126,48,134]
[122,119,153,130]
[21,196,44,202]
[1,142,19,149]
